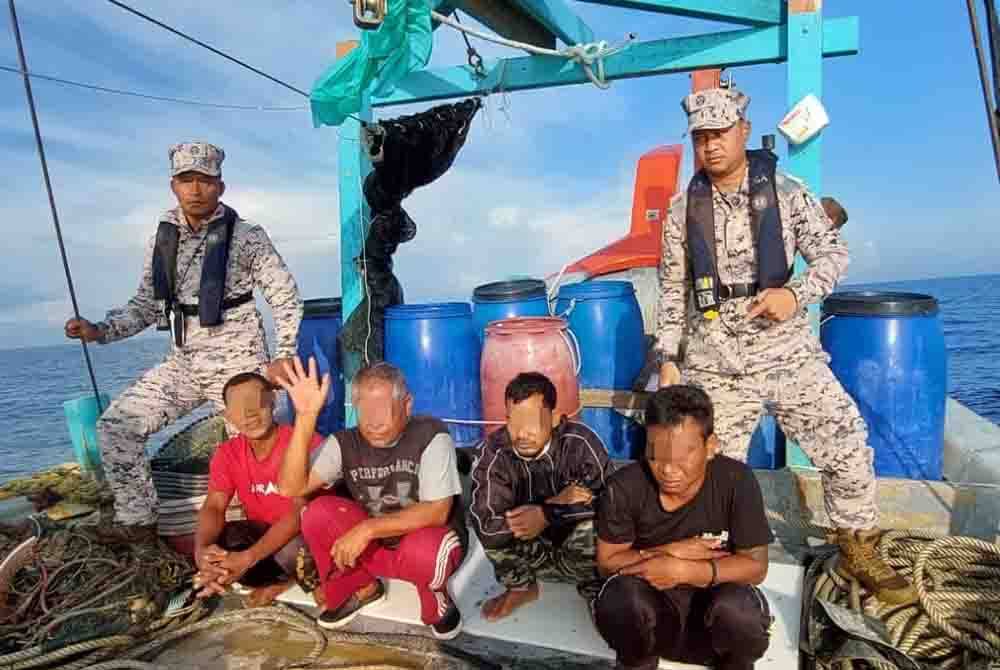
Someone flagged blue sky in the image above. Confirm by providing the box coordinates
[0,0,997,350]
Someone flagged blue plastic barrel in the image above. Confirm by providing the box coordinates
[63,393,110,475]
[385,302,483,447]
[555,281,646,459]
[295,298,345,436]
[821,291,946,480]
[471,279,550,343]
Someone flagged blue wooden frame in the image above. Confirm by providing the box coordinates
[508,0,595,45]
[572,0,781,27]
[333,0,850,432]
[372,16,855,106]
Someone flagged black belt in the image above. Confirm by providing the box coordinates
[177,292,254,317]
[718,282,759,300]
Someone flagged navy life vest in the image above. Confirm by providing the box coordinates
[151,204,237,328]
[685,149,791,315]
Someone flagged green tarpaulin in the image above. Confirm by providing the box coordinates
[310,0,433,127]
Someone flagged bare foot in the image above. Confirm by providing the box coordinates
[481,584,540,621]
[244,579,294,608]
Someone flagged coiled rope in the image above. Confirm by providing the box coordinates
[809,530,1000,669]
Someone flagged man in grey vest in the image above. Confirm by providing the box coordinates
[64,142,303,541]
[277,359,465,639]
[653,88,914,604]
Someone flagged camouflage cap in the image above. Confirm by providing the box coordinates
[168,142,225,177]
[681,88,750,133]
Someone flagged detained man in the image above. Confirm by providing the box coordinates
[194,372,322,606]
[277,359,465,639]
[470,372,610,621]
[594,385,773,670]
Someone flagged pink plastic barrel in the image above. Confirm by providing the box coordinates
[481,317,580,435]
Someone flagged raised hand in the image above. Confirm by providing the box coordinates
[276,356,331,417]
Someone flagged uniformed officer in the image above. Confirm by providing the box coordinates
[65,142,304,540]
[653,88,913,604]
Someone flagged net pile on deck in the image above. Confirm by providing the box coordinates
[0,523,199,669]
[0,463,112,510]
[803,530,1000,670]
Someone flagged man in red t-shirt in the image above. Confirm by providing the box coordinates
[194,371,322,606]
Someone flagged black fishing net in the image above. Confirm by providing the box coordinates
[339,98,482,374]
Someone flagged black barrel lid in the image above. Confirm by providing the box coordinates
[303,297,343,318]
[822,291,939,317]
[473,279,547,302]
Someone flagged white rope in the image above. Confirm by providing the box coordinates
[430,10,634,89]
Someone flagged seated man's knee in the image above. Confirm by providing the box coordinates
[706,584,771,654]
[594,576,664,663]
[301,496,365,537]
[595,575,657,628]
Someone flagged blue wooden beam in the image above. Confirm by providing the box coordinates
[784,0,825,468]
[372,16,857,106]
[507,0,594,45]
[572,0,781,27]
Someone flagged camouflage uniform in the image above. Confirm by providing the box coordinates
[95,143,303,527]
[655,90,878,531]
[484,521,601,599]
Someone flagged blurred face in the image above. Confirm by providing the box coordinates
[645,417,718,497]
[224,380,275,440]
[505,393,557,458]
[170,172,225,222]
[356,379,412,448]
[692,120,750,181]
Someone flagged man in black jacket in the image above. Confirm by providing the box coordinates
[470,372,611,621]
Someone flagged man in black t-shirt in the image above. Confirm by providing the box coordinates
[594,385,773,670]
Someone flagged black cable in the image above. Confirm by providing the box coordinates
[0,64,307,110]
[104,0,370,123]
[967,0,1000,182]
[104,0,309,98]
[7,0,104,411]
[986,0,1000,125]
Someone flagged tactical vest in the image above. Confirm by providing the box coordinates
[685,149,791,315]
[151,204,238,329]
[335,415,468,549]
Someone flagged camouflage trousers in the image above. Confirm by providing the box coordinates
[687,357,878,530]
[484,520,602,600]
[98,339,267,526]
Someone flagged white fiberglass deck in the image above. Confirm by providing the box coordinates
[279,533,803,669]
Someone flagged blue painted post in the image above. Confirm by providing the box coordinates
[785,0,824,468]
[337,40,373,428]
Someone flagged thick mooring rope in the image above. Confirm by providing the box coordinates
[810,530,1000,669]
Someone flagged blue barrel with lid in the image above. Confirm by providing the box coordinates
[555,280,646,459]
[385,302,483,447]
[821,291,946,480]
[472,279,550,343]
[295,298,345,435]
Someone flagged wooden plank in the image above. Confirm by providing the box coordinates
[788,0,820,12]
[783,1,824,468]
[571,0,781,27]
[371,17,857,107]
[336,40,372,429]
[507,0,594,45]
[580,388,649,410]
[456,0,556,50]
